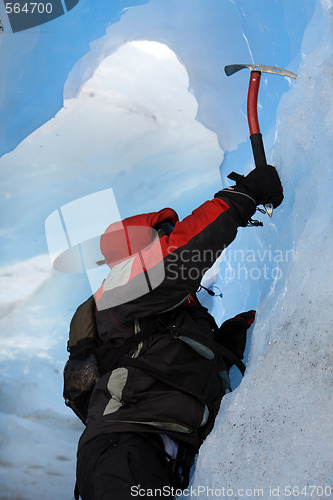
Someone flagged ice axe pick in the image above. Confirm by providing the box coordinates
[224,64,298,217]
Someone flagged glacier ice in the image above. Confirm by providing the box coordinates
[0,1,332,499]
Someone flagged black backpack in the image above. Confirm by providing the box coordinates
[63,294,249,424]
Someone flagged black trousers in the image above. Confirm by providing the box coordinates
[76,433,175,500]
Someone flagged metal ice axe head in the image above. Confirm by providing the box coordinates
[224,64,298,217]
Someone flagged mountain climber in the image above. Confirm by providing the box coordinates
[63,165,283,499]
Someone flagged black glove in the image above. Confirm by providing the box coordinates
[215,310,256,369]
[218,310,256,336]
[237,165,284,208]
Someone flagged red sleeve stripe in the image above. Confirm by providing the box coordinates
[127,198,230,282]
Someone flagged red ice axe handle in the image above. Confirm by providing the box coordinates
[247,71,273,216]
[225,63,298,218]
[247,71,267,168]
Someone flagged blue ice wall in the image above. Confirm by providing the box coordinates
[0,0,148,156]
[0,0,314,158]
[1,2,332,498]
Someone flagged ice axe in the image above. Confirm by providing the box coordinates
[224,64,298,217]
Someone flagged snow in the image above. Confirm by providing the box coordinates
[0,0,332,499]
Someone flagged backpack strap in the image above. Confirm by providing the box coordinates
[96,319,245,377]
[120,356,210,403]
[96,321,158,374]
[170,325,246,375]
[173,302,246,375]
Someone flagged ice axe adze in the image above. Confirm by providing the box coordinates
[224,64,298,218]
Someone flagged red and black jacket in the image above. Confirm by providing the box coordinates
[65,190,256,452]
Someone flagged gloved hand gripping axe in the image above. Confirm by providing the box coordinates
[224,64,297,217]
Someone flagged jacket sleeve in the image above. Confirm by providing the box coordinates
[111,190,256,318]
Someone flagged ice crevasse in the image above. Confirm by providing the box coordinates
[0,1,332,499]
